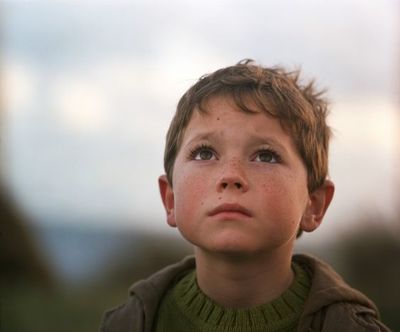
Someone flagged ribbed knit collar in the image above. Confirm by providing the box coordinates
[171,262,311,332]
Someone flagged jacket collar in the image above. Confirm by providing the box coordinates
[129,254,380,332]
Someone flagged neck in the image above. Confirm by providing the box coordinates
[194,247,294,309]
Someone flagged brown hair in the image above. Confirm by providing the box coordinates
[164,59,331,193]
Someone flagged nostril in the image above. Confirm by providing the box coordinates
[218,180,246,191]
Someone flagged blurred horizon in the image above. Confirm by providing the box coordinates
[4,209,400,331]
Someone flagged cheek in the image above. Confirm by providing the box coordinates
[258,174,307,220]
[174,169,210,214]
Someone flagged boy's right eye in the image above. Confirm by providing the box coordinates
[190,145,216,160]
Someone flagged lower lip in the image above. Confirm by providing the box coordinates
[211,211,251,220]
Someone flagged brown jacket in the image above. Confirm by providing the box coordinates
[99,254,391,332]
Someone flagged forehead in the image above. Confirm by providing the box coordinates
[185,94,289,136]
[182,95,293,144]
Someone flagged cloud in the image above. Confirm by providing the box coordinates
[51,76,110,134]
[331,99,398,153]
[2,58,37,117]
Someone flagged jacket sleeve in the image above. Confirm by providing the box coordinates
[99,297,145,332]
[321,303,393,332]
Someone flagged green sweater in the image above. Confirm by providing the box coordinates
[153,262,311,332]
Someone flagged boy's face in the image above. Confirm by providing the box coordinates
[159,96,332,257]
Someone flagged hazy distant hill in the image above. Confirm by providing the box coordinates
[30,221,192,285]
[30,222,130,284]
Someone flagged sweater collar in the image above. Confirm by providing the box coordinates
[171,262,310,331]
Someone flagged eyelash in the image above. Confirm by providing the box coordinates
[189,144,216,160]
[254,148,281,163]
[188,144,282,163]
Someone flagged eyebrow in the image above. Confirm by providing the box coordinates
[183,131,290,155]
[183,132,218,148]
[248,134,290,155]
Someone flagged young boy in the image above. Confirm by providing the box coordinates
[100,60,390,332]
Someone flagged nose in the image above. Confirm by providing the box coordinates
[216,159,249,193]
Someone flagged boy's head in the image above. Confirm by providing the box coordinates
[164,59,331,193]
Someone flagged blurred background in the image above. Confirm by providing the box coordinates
[1,0,399,331]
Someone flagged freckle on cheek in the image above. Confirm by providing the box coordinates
[218,196,222,200]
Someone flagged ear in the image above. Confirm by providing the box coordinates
[158,175,177,227]
[300,179,335,233]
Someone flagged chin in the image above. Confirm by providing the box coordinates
[199,239,263,257]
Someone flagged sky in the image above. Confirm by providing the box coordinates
[1,0,399,242]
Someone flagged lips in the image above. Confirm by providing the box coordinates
[208,203,252,218]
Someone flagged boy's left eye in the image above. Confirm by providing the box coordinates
[190,146,217,161]
[254,150,280,163]
[195,149,214,160]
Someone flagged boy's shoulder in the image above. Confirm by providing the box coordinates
[98,256,195,332]
[294,253,391,331]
